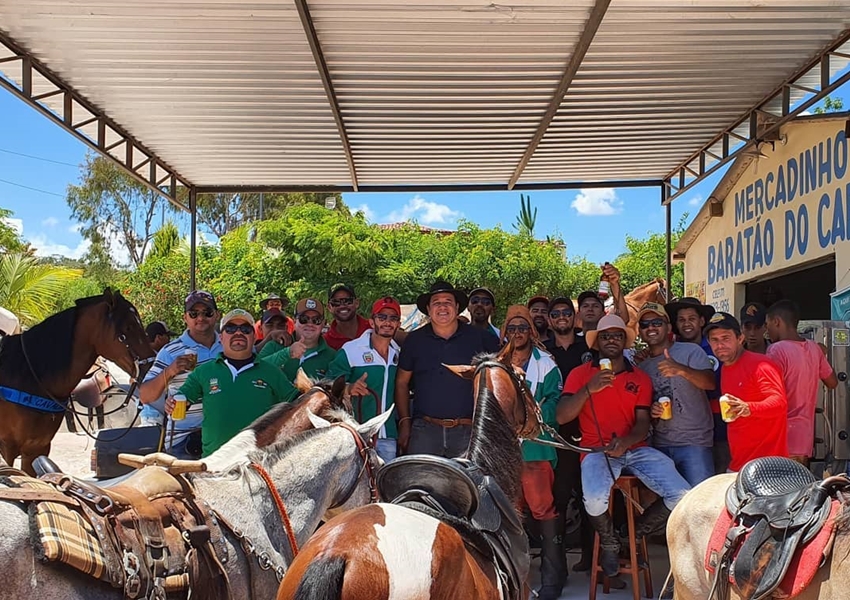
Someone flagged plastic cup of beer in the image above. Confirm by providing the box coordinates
[171,394,187,421]
[184,351,198,371]
[658,396,673,420]
[719,394,734,422]
[599,358,613,371]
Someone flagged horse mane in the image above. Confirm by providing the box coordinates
[465,362,524,504]
[0,296,105,384]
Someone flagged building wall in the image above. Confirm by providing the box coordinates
[684,118,850,315]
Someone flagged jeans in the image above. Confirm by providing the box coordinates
[581,445,691,517]
[406,418,471,458]
[376,438,397,463]
[656,445,714,487]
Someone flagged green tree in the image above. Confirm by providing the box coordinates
[813,96,844,114]
[513,194,537,236]
[0,253,82,325]
[148,221,181,260]
[0,208,28,253]
[66,153,170,268]
[615,215,688,299]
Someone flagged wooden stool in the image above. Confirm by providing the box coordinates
[588,476,653,600]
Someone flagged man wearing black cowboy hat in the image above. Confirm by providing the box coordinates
[395,280,500,457]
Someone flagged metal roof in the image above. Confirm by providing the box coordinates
[1,0,849,200]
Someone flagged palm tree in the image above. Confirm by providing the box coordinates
[0,253,82,326]
[514,194,537,236]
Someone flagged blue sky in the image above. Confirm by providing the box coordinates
[0,83,844,265]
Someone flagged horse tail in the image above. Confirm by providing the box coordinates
[293,555,346,600]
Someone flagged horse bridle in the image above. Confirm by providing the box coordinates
[474,359,612,455]
[328,421,381,507]
[623,280,669,315]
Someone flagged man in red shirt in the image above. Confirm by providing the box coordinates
[704,312,789,471]
[557,314,690,578]
[324,283,371,351]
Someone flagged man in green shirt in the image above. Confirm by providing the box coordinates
[327,296,401,462]
[170,308,299,457]
[262,297,337,382]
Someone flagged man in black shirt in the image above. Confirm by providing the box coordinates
[544,296,596,573]
[395,281,500,457]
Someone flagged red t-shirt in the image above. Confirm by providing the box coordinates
[721,350,788,471]
[254,316,295,341]
[323,315,371,351]
[563,362,652,454]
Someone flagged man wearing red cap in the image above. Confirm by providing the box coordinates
[328,296,403,462]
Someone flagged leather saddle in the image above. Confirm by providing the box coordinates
[718,457,838,600]
[377,456,528,600]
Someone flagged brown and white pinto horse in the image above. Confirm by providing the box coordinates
[275,342,542,600]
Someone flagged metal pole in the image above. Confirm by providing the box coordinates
[664,185,673,298]
[189,187,197,292]
[259,192,264,220]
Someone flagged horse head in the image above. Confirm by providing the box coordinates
[83,289,155,381]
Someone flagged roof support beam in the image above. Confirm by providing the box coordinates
[507,0,611,189]
[294,0,359,191]
[0,33,192,211]
[663,30,850,205]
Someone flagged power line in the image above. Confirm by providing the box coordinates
[0,147,79,168]
[0,177,65,198]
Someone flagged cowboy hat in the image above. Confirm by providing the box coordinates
[416,281,468,315]
[585,314,636,349]
[664,297,715,336]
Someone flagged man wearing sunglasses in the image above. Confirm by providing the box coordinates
[169,309,299,456]
[263,298,337,382]
[467,287,500,340]
[324,283,371,351]
[634,302,715,486]
[328,297,403,462]
[557,314,690,578]
[139,290,223,458]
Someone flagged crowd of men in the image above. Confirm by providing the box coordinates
[138,267,836,600]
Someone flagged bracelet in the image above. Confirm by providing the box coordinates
[398,417,412,423]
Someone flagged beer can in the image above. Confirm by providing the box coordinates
[658,396,672,420]
[599,358,613,371]
[171,394,187,421]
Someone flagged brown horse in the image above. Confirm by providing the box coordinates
[275,342,543,600]
[622,278,668,340]
[0,290,154,475]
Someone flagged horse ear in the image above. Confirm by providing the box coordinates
[496,338,515,365]
[294,368,313,393]
[307,409,332,429]
[103,288,116,308]
[444,364,475,379]
[358,407,394,439]
[331,375,347,401]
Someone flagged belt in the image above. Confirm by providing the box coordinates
[422,416,473,428]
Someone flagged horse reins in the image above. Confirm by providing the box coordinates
[330,421,381,506]
[249,462,300,559]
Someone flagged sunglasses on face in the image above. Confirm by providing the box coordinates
[639,318,667,329]
[506,325,531,334]
[469,296,493,306]
[598,331,625,342]
[223,323,254,335]
[549,309,574,319]
[187,309,215,319]
[297,315,324,325]
[373,313,400,323]
[328,297,355,307]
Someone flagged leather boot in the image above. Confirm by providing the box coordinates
[588,513,620,577]
[634,499,672,541]
[537,517,567,600]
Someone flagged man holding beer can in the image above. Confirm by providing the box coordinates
[634,302,716,486]
[704,312,788,471]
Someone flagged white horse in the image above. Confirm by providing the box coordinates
[0,408,392,600]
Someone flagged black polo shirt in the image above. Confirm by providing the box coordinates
[544,332,595,438]
[399,322,500,419]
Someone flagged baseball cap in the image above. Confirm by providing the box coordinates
[372,296,401,316]
[469,287,496,305]
[145,321,177,341]
[577,291,603,307]
[261,308,287,324]
[295,297,325,315]
[527,295,550,308]
[740,302,767,326]
[548,296,574,311]
[184,290,218,312]
[703,312,742,336]
[328,283,356,300]
[220,308,255,329]
[637,302,669,321]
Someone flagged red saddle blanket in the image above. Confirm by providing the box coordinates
[704,500,840,598]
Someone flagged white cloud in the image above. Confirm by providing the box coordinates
[2,217,23,235]
[688,194,703,207]
[570,188,622,216]
[385,195,462,225]
[354,203,376,222]
[29,234,90,260]
[69,223,83,233]
[41,217,59,227]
